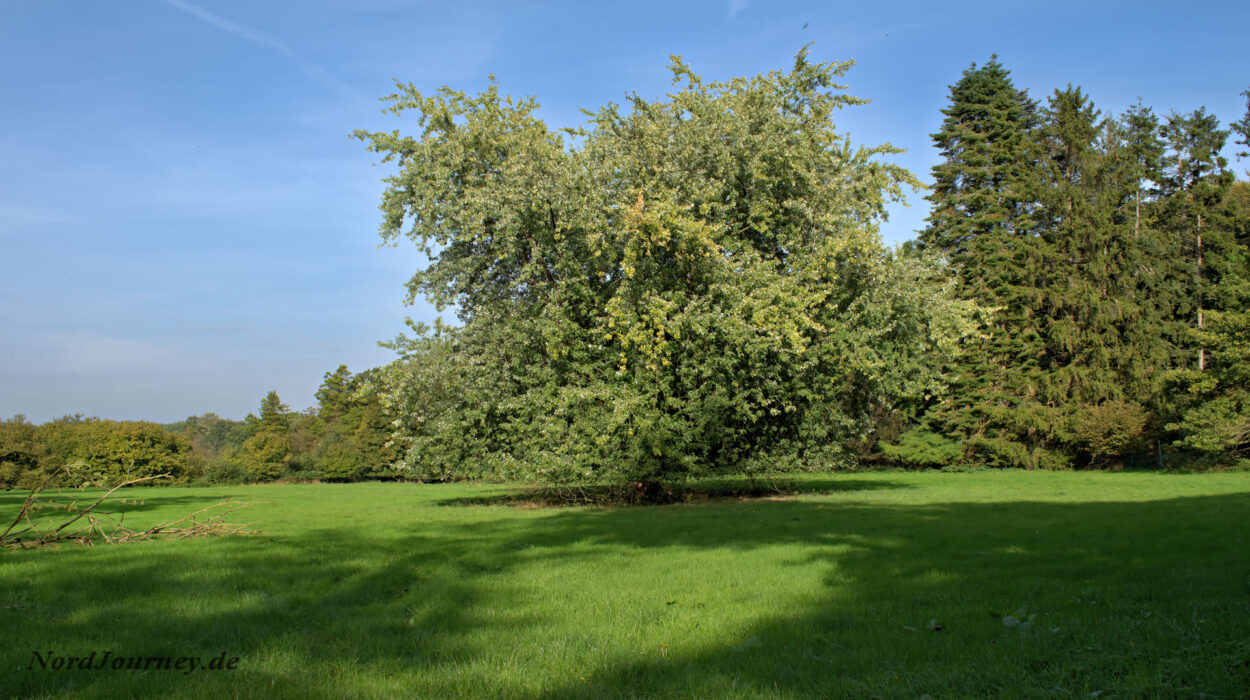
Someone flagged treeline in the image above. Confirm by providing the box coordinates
[881,57,1250,470]
[0,365,396,488]
[0,415,193,489]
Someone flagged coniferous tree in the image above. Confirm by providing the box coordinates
[919,57,1051,468]
[1033,88,1119,435]
[923,57,1040,275]
[1158,108,1234,373]
[310,366,399,480]
[316,366,355,422]
[1027,87,1183,463]
[242,391,293,481]
[914,62,1248,469]
[256,391,291,433]
[1099,107,1188,424]
[1230,87,1250,166]
[1157,106,1240,453]
[1118,101,1166,238]
[1168,181,1250,457]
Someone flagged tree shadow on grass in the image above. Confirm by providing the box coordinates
[436,476,905,507]
[0,487,253,517]
[2,489,1248,698]
[521,494,1250,698]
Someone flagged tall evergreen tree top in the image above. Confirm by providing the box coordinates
[1117,102,1166,198]
[1231,86,1250,166]
[923,56,1039,259]
[1161,107,1231,196]
[1042,85,1101,187]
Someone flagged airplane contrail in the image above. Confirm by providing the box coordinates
[161,0,368,102]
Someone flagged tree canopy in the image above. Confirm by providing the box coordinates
[355,50,977,485]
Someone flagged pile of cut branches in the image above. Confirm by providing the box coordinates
[1,472,262,550]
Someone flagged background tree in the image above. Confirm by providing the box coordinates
[256,390,291,434]
[1,417,192,487]
[316,365,356,422]
[68,420,192,485]
[1117,101,1166,238]
[240,391,293,481]
[165,412,250,482]
[0,416,46,489]
[1026,86,1187,466]
[1229,86,1250,168]
[1158,108,1234,369]
[1166,181,1250,458]
[310,365,398,480]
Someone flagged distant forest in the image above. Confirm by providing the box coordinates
[0,365,393,487]
[3,56,1248,487]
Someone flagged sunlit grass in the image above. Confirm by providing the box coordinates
[2,471,1249,698]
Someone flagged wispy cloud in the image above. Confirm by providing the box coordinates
[161,0,368,102]
[727,0,748,20]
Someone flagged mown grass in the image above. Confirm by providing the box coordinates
[2,471,1248,698]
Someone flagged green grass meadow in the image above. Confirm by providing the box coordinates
[2,472,1249,698]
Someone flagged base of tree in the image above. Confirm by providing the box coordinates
[440,478,821,507]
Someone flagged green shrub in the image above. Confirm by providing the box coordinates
[313,432,369,481]
[880,428,964,468]
[1073,402,1148,466]
[200,460,248,485]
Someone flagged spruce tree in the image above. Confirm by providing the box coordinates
[923,57,1040,277]
[1230,87,1250,165]
[1116,101,1166,238]
[1033,87,1113,406]
[1028,87,1181,463]
[1158,105,1242,456]
[919,57,1051,468]
[1168,181,1250,457]
[1158,108,1234,372]
[1102,106,1185,418]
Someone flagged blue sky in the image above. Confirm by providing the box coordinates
[2,0,1247,423]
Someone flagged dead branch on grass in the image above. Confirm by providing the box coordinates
[1,471,263,550]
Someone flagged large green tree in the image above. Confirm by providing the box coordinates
[357,51,977,485]
[922,57,1040,270]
